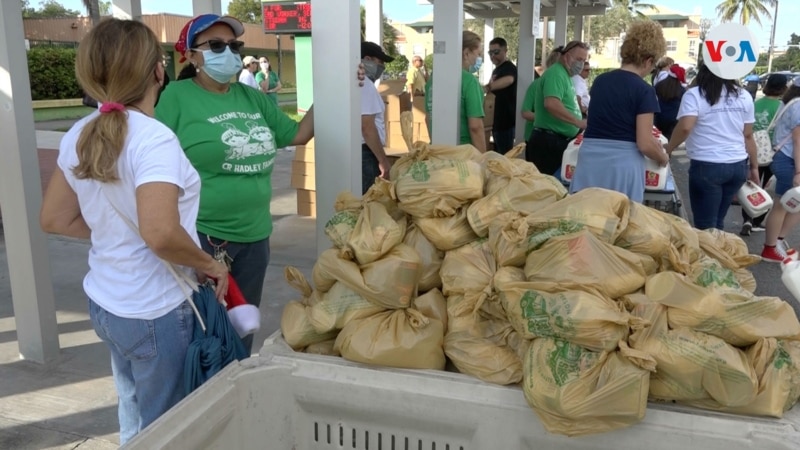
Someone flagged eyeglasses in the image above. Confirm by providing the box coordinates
[193,39,245,54]
[488,49,502,56]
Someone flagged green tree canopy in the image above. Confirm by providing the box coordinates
[771,33,800,71]
[227,0,262,25]
[22,0,81,18]
[715,0,776,26]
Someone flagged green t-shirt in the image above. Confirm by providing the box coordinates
[255,71,280,104]
[754,97,782,140]
[533,63,581,138]
[521,78,539,141]
[155,79,299,243]
[424,70,485,145]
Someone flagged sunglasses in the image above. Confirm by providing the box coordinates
[193,39,245,54]
[488,49,502,56]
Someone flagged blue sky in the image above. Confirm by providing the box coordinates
[55,0,796,51]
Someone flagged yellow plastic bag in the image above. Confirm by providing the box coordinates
[467,173,567,237]
[440,238,496,297]
[403,224,443,292]
[497,281,634,352]
[614,201,675,259]
[479,146,539,195]
[629,303,758,406]
[344,201,407,265]
[308,282,384,333]
[312,244,421,309]
[684,338,800,418]
[524,230,654,299]
[646,271,800,347]
[304,339,340,357]
[334,308,446,370]
[323,192,362,249]
[390,141,482,181]
[488,212,530,268]
[522,338,654,437]
[413,288,448,330]
[280,267,338,350]
[393,159,485,218]
[687,256,751,295]
[696,228,761,269]
[444,295,523,385]
[522,188,631,248]
[734,267,758,293]
[414,206,479,252]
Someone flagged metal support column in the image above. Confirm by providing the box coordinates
[0,3,59,364]
[431,0,463,145]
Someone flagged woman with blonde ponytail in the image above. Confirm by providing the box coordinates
[40,18,229,444]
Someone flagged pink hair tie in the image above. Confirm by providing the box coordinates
[99,102,125,114]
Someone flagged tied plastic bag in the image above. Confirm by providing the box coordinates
[390,141,482,181]
[524,230,655,299]
[488,212,532,268]
[440,238,496,297]
[445,294,523,385]
[413,288,448,330]
[344,201,407,265]
[467,172,567,237]
[497,281,635,352]
[646,271,800,347]
[661,215,704,273]
[304,339,340,357]
[522,338,655,437]
[334,308,446,370]
[403,224,444,292]
[479,145,539,195]
[629,303,758,406]
[684,338,800,418]
[323,192,362,249]
[522,188,631,248]
[696,228,761,269]
[308,282,384,333]
[312,244,421,309]
[393,159,485,218]
[687,256,750,295]
[614,201,675,260]
[280,267,338,350]
[734,267,758,293]
[414,207,479,252]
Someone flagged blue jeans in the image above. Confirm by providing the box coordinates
[199,233,269,354]
[770,150,796,196]
[89,299,194,445]
[492,127,516,155]
[362,144,381,194]
[688,159,748,230]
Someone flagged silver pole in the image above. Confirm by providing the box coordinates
[767,0,779,73]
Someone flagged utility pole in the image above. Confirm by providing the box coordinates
[767,0,779,73]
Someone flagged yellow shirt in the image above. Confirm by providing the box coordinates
[406,66,427,95]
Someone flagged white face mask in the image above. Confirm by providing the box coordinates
[260,62,269,70]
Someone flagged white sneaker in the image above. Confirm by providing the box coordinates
[779,239,791,253]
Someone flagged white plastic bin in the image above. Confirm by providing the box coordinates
[125,332,800,450]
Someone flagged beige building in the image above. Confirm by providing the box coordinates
[390,14,434,62]
[590,5,701,69]
[23,15,297,84]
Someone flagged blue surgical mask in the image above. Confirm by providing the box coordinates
[200,47,243,84]
[469,56,483,74]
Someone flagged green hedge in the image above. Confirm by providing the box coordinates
[28,47,82,101]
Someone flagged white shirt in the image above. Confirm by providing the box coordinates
[677,86,755,163]
[239,69,258,89]
[654,70,669,85]
[361,79,386,146]
[571,74,590,110]
[58,111,202,319]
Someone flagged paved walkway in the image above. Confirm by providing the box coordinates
[0,130,313,449]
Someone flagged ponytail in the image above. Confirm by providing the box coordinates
[73,110,128,181]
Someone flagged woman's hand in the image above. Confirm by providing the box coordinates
[793,172,800,188]
[203,260,229,302]
[749,166,761,185]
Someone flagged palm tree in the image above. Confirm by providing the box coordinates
[716,0,776,26]
[81,0,100,25]
[614,0,657,18]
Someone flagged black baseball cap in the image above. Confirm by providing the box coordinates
[765,73,788,90]
[361,41,394,63]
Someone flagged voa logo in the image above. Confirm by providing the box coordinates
[701,23,760,80]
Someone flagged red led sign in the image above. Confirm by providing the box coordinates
[262,2,312,35]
